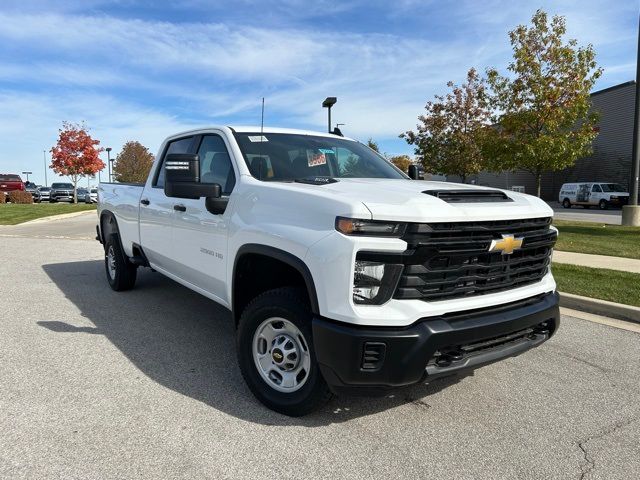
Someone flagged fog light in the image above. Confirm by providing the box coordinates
[353,260,403,305]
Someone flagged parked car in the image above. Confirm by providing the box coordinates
[84,188,98,204]
[24,181,38,198]
[0,174,25,201]
[559,182,629,210]
[98,126,559,416]
[49,182,74,202]
[76,188,89,203]
[34,187,51,203]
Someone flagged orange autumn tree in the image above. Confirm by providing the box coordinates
[50,122,105,203]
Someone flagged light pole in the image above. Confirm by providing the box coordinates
[22,171,32,183]
[623,14,640,225]
[43,150,48,187]
[106,147,112,183]
[322,97,337,134]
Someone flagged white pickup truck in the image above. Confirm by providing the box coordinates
[97,126,559,416]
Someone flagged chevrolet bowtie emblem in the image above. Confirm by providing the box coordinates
[489,234,524,255]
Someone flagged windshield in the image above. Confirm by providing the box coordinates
[0,175,21,182]
[52,183,73,189]
[38,187,50,192]
[600,183,626,192]
[233,132,407,181]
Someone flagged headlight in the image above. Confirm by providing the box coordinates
[353,260,403,305]
[336,217,406,237]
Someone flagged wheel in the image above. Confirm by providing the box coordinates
[562,198,571,209]
[599,199,608,210]
[104,233,137,291]
[237,287,332,416]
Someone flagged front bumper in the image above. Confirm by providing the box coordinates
[312,292,559,395]
[609,197,629,206]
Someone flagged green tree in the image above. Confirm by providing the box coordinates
[113,141,155,183]
[401,68,491,183]
[366,138,380,153]
[486,9,602,197]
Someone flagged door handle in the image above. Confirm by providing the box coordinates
[173,204,186,212]
[140,198,150,206]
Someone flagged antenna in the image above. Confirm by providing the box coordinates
[259,97,265,179]
[260,97,265,137]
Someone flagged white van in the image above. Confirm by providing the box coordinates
[558,182,629,210]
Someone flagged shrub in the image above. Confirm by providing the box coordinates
[0,193,5,204]
[7,190,34,204]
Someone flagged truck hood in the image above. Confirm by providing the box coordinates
[314,178,553,222]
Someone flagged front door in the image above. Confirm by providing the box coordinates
[139,135,195,270]
[171,133,237,305]
[591,184,603,205]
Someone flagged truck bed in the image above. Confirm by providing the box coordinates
[98,182,145,256]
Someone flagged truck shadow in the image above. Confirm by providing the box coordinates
[41,260,466,426]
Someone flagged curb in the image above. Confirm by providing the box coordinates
[16,210,96,225]
[559,292,640,324]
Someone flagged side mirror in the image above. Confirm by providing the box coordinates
[408,164,419,180]
[164,153,222,199]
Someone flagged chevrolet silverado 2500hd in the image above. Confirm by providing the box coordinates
[97,126,559,416]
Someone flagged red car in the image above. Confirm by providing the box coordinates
[0,174,25,200]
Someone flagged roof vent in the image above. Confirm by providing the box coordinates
[423,189,513,203]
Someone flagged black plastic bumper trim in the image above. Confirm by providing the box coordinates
[312,291,559,394]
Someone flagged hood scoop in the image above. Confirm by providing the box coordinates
[294,176,339,185]
[423,189,513,203]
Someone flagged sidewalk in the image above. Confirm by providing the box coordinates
[552,250,640,274]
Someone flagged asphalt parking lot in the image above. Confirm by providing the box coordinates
[1,214,639,479]
[549,202,623,225]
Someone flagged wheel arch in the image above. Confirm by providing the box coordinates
[99,209,121,244]
[232,244,320,325]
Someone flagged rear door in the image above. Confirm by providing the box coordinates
[139,135,195,270]
[170,133,237,304]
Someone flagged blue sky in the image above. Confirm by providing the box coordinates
[0,0,637,185]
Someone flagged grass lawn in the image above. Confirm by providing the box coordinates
[0,203,96,225]
[552,263,640,307]
[552,219,640,259]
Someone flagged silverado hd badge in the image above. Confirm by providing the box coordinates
[489,234,524,255]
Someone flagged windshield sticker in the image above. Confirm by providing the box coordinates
[248,135,268,142]
[318,148,335,154]
[307,150,327,167]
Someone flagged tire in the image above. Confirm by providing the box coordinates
[562,198,571,209]
[237,287,332,416]
[599,199,608,210]
[104,233,137,291]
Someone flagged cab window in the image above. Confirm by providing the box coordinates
[196,135,236,195]
[592,184,602,193]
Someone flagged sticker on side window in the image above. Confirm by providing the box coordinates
[307,150,327,167]
[248,135,268,142]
